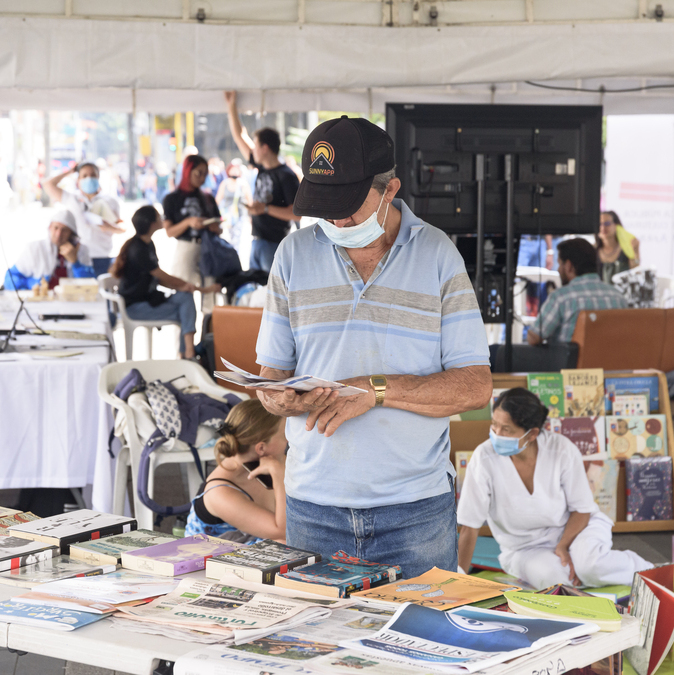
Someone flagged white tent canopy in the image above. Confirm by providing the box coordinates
[2,13,674,112]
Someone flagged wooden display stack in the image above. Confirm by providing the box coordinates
[449,370,674,534]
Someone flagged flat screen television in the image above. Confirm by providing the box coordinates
[386,104,602,236]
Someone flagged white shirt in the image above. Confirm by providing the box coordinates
[61,190,120,258]
[457,430,599,556]
[14,237,92,279]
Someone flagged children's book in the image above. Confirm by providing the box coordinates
[0,599,106,630]
[121,534,244,576]
[454,451,474,501]
[7,509,136,554]
[625,457,673,522]
[561,369,605,417]
[274,550,402,598]
[545,416,607,458]
[0,534,59,572]
[69,528,179,566]
[0,512,40,529]
[205,539,320,584]
[605,375,660,415]
[606,415,667,460]
[351,567,519,610]
[504,591,622,631]
[527,373,564,418]
[584,459,619,522]
[613,394,649,417]
[0,555,116,588]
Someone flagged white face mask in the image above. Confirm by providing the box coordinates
[317,194,388,248]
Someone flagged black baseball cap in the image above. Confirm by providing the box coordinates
[293,115,395,220]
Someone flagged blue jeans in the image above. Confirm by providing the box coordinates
[249,238,280,273]
[286,490,457,579]
[125,292,196,354]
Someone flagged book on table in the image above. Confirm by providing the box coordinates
[0,507,20,517]
[606,415,667,460]
[7,509,137,554]
[351,566,519,611]
[0,555,116,588]
[454,451,474,502]
[121,534,245,576]
[605,375,660,415]
[0,512,40,529]
[544,416,607,458]
[504,590,622,631]
[527,373,564,418]
[274,550,402,598]
[584,458,619,522]
[561,368,605,417]
[0,533,59,572]
[69,528,180,566]
[205,539,321,584]
[0,599,106,630]
[625,456,673,521]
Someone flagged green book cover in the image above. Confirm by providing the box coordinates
[504,591,621,629]
[527,373,564,418]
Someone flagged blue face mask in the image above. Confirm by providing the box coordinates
[317,195,388,248]
[489,428,531,457]
[80,176,100,194]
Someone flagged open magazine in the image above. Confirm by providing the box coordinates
[214,358,367,397]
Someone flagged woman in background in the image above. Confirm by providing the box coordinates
[186,399,287,543]
[597,211,640,284]
[457,387,651,589]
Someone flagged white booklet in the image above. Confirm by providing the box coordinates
[214,358,367,397]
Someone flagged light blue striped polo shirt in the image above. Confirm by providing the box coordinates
[256,199,490,508]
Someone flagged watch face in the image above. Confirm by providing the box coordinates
[371,376,387,387]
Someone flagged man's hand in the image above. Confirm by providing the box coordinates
[305,377,375,438]
[242,201,266,217]
[224,90,237,107]
[180,281,198,294]
[255,387,339,418]
[188,217,207,230]
[554,544,580,586]
[59,242,78,264]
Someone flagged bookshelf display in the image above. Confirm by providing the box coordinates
[449,370,674,534]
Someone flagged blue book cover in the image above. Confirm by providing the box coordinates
[0,599,105,630]
[626,457,673,521]
[605,376,659,414]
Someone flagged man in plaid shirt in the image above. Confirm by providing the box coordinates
[528,238,628,345]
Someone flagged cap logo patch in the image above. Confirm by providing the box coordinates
[309,142,335,175]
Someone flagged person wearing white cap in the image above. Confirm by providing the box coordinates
[3,209,94,291]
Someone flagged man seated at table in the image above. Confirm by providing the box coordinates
[3,209,95,291]
[527,238,628,345]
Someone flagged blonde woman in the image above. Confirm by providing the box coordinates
[185,400,287,542]
[597,211,640,284]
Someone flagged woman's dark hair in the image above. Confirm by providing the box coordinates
[557,237,597,277]
[109,205,159,278]
[493,387,548,431]
[178,154,208,192]
[596,210,623,250]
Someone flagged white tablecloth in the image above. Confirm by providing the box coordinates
[0,295,115,512]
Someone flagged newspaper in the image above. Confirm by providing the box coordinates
[340,604,599,673]
[115,578,333,644]
[215,358,367,397]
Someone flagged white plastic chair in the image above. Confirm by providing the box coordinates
[97,273,180,361]
[98,359,248,530]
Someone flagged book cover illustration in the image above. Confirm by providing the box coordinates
[606,415,667,460]
[0,512,40,529]
[613,394,649,417]
[0,599,106,630]
[545,417,607,458]
[0,534,59,572]
[584,460,619,523]
[626,457,673,522]
[0,555,115,587]
[605,375,659,415]
[69,529,179,565]
[527,373,564,418]
[561,369,605,417]
[455,451,474,501]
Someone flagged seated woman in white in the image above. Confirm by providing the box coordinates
[457,387,652,590]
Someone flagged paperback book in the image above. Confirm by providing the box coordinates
[544,416,607,458]
[0,534,59,572]
[0,599,106,630]
[274,550,402,598]
[0,555,116,588]
[7,509,137,553]
[625,457,673,521]
[351,567,519,610]
[527,373,564,418]
[613,394,649,416]
[0,507,20,517]
[605,375,660,415]
[69,528,179,566]
[205,539,321,584]
[606,415,667,460]
[454,451,474,501]
[121,534,244,576]
[584,459,619,522]
[561,369,605,417]
[0,512,40,529]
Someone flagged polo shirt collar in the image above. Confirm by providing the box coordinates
[312,198,424,247]
[568,273,600,286]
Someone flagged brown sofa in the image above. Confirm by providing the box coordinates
[571,308,674,371]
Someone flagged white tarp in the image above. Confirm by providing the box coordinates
[3,17,674,112]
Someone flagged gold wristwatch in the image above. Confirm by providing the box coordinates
[370,374,387,407]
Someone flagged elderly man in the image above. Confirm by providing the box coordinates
[254,116,492,577]
[4,209,94,290]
